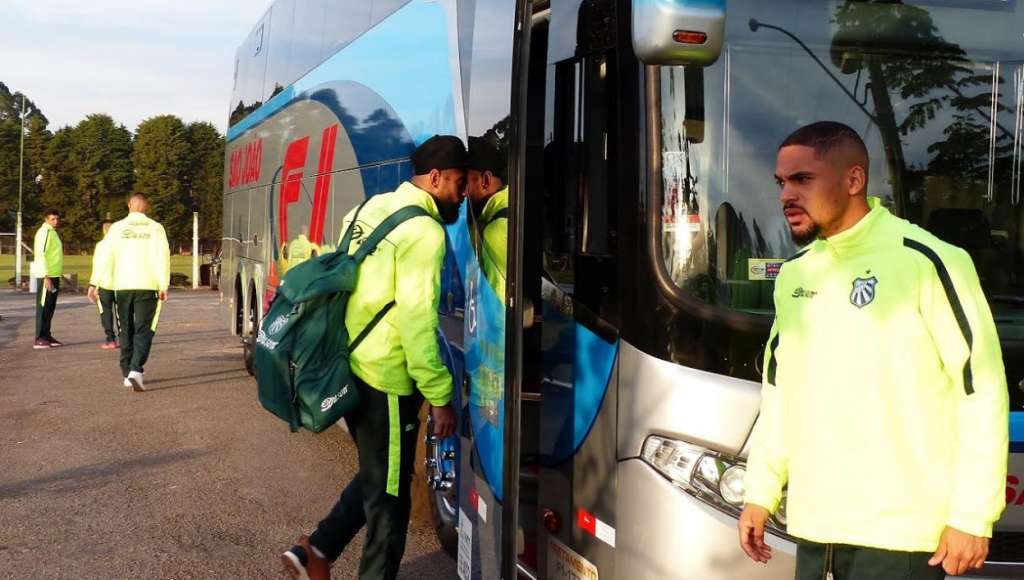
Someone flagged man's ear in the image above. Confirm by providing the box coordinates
[847,165,867,197]
[430,168,442,190]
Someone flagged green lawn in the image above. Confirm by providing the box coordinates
[0,254,208,285]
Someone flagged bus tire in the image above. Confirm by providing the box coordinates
[429,485,459,559]
[243,283,258,376]
[414,416,459,559]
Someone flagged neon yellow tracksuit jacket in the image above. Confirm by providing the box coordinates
[93,212,171,292]
[89,238,115,289]
[745,198,1008,551]
[478,186,509,298]
[339,182,453,407]
[30,222,62,278]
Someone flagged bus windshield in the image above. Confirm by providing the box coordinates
[658,0,1024,326]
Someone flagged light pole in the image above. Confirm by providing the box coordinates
[14,95,25,289]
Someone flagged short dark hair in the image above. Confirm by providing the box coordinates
[779,121,868,163]
[44,208,60,218]
[128,192,148,204]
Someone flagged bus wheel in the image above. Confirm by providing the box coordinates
[243,284,258,376]
[424,421,459,559]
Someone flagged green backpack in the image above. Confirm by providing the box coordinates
[254,202,431,432]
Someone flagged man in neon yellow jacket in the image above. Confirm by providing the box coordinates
[738,122,1008,579]
[287,224,318,269]
[282,135,463,580]
[87,222,119,349]
[92,193,170,392]
[467,136,508,298]
[31,208,64,349]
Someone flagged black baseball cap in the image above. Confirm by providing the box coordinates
[411,135,468,175]
[468,136,506,182]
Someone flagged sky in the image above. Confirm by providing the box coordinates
[1,0,270,134]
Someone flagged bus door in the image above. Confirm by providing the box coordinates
[453,0,528,578]
[514,1,629,578]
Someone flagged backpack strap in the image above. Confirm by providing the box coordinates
[481,207,509,228]
[352,206,433,263]
[338,198,373,255]
[349,301,396,352]
[346,205,434,350]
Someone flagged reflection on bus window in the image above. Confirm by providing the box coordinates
[287,224,318,268]
[468,135,510,298]
[659,0,1024,328]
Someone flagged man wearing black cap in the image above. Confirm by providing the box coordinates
[282,135,464,580]
[467,136,509,297]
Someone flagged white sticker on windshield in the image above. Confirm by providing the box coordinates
[748,258,785,281]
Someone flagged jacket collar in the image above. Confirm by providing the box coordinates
[813,196,887,256]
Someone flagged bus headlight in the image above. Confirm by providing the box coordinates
[640,435,790,538]
[718,465,746,505]
[641,436,704,486]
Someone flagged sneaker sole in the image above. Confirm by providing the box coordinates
[33,345,50,350]
[280,552,310,580]
[129,378,145,392]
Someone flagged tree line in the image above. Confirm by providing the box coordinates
[0,82,224,251]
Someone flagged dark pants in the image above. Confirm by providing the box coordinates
[309,377,424,580]
[115,290,161,376]
[98,287,118,342]
[35,277,60,340]
[796,541,945,580]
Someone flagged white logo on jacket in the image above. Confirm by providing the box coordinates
[850,276,878,308]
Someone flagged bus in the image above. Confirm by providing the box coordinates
[221,0,1024,578]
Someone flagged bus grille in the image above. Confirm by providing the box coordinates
[989,532,1024,563]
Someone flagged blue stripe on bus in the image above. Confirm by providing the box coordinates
[572,326,618,454]
[1011,411,1024,444]
[227,86,295,142]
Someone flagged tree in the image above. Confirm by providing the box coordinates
[21,116,52,224]
[0,83,48,231]
[59,114,134,243]
[39,127,79,235]
[185,121,224,243]
[133,115,191,244]
[831,0,1002,222]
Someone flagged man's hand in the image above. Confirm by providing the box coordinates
[430,404,455,439]
[43,276,53,291]
[87,286,98,304]
[738,504,773,563]
[158,290,168,301]
[929,527,988,576]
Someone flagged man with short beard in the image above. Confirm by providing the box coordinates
[282,135,463,580]
[737,122,1008,579]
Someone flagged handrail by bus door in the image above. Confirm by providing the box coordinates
[502,0,533,578]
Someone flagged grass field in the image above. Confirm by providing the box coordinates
[0,255,209,285]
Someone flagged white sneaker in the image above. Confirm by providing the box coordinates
[128,371,145,392]
[122,378,131,389]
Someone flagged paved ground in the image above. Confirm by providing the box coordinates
[0,289,455,579]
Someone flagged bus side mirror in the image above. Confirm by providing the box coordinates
[632,0,726,66]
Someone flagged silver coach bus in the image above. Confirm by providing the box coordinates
[222,1,1024,578]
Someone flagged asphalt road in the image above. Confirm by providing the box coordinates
[0,289,455,579]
